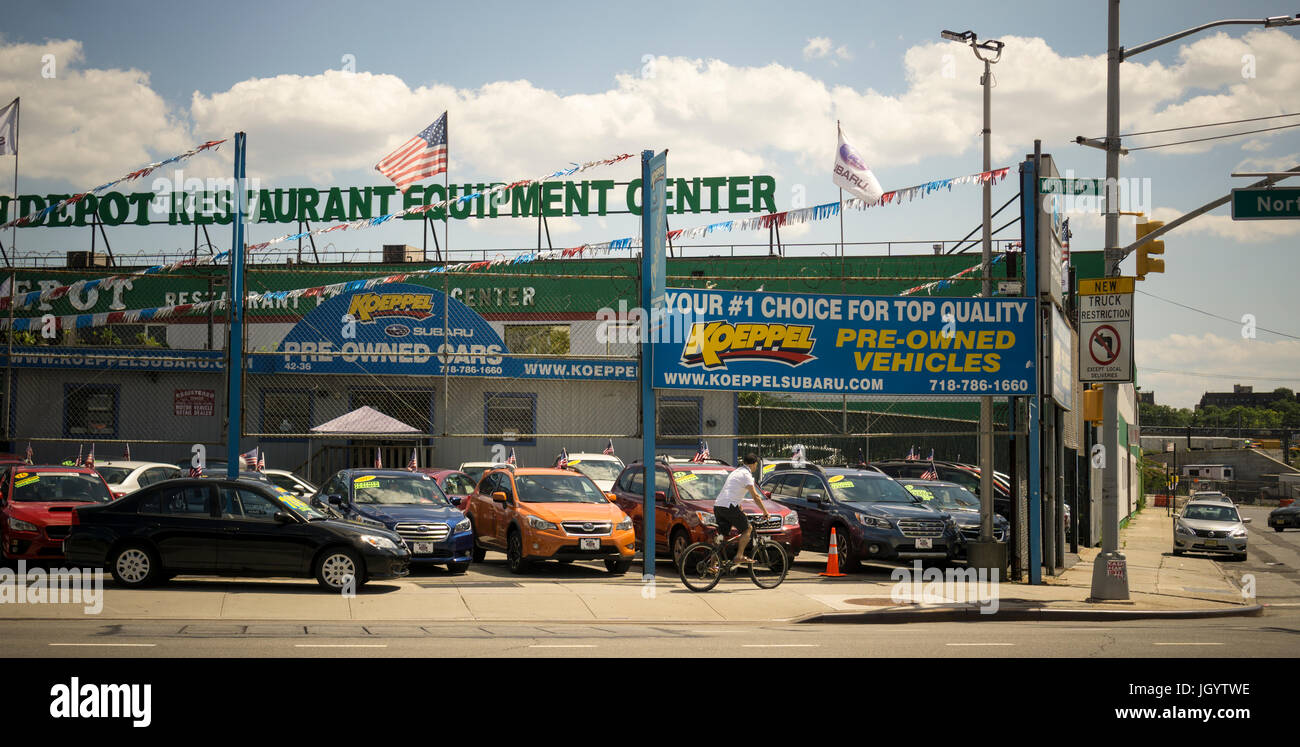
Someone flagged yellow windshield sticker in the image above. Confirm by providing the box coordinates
[675,472,699,483]
[567,459,581,465]
[14,472,28,480]
[828,475,845,483]
[354,475,377,484]
[280,496,312,513]
[762,464,774,473]
[15,475,39,488]
[905,486,934,501]
[830,480,854,489]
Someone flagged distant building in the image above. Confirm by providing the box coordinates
[1137,390,1155,405]
[1198,384,1298,410]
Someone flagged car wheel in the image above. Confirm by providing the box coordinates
[506,530,530,574]
[447,561,470,574]
[110,544,162,588]
[671,529,692,568]
[1172,548,1183,556]
[1275,527,1284,533]
[471,541,487,563]
[833,526,861,572]
[1234,552,1248,562]
[605,557,633,575]
[316,548,365,592]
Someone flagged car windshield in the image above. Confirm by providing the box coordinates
[273,490,330,520]
[1183,504,1240,523]
[673,469,732,502]
[827,474,917,503]
[95,467,133,484]
[515,474,608,503]
[11,472,113,503]
[567,460,624,482]
[902,483,979,509]
[351,475,449,506]
[460,466,490,483]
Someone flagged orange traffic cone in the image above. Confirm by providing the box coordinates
[820,527,847,577]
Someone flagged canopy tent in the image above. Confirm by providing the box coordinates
[310,406,421,434]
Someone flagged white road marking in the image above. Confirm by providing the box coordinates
[1152,642,1224,646]
[1057,628,1109,632]
[742,644,820,648]
[945,643,1014,646]
[49,643,157,647]
[294,644,388,648]
[529,644,597,648]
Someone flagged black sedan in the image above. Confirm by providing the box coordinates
[64,477,410,592]
[1269,501,1300,531]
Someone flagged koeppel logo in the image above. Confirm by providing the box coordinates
[49,677,151,728]
[345,293,435,323]
[383,323,411,338]
[680,321,817,369]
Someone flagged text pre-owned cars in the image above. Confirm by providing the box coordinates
[313,469,473,573]
[760,463,960,569]
[63,477,410,591]
[467,465,636,574]
[612,459,801,566]
[2,465,116,561]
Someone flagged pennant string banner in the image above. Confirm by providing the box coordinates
[2,164,1010,316]
[1,139,227,231]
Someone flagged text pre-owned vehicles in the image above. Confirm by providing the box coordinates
[896,479,1009,557]
[2,466,116,561]
[417,469,479,509]
[562,453,627,492]
[1173,501,1251,560]
[871,459,1012,518]
[760,463,960,569]
[467,465,636,574]
[64,477,410,591]
[1269,501,1300,531]
[313,469,473,573]
[612,460,801,566]
[93,461,182,499]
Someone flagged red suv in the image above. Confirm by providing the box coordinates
[611,460,802,567]
[1,465,115,561]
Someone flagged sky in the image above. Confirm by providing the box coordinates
[2,0,1299,408]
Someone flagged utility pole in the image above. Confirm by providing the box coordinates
[1087,2,1300,601]
[942,28,1005,574]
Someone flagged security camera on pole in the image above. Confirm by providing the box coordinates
[941,28,1005,575]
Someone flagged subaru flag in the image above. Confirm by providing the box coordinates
[832,122,883,204]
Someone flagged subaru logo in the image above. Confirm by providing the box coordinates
[419,525,431,532]
[583,522,594,532]
[384,323,411,338]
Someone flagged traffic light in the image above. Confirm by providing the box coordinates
[1134,219,1165,280]
[1083,385,1104,423]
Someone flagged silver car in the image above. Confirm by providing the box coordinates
[1173,501,1250,561]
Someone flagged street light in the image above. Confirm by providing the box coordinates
[1088,3,1300,602]
[942,28,1006,574]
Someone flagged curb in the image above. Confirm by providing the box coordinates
[794,604,1266,624]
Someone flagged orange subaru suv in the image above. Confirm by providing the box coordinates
[467,466,636,574]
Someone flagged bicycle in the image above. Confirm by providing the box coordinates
[677,517,789,592]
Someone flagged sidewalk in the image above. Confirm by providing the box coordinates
[0,505,1259,624]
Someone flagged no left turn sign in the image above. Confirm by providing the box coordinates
[1088,324,1121,366]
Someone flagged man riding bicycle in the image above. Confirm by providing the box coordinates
[713,453,771,565]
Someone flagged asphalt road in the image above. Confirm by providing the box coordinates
[1222,505,1300,607]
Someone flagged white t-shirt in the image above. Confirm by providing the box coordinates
[714,467,756,508]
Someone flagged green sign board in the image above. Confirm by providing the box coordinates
[1231,187,1300,220]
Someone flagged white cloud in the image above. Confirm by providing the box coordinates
[0,39,195,185]
[1136,332,1300,409]
[803,37,832,60]
[1149,206,1300,241]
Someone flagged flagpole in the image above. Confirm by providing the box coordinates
[8,97,17,267]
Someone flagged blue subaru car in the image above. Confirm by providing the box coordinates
[311,469,473,573]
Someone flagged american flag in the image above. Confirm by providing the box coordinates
[905,445,918,461]
[856,448,865,466]
[85,445,95,469]
[927,448,935,461]
[240,448,259,471]
[374,447,383,469]
[75,444,83,467]
[791,444,805,463]
[188,465,202,478]
[921,461,938,480]
[24,442,32,465]
[506,447,517,465]
[123,443,131,461]
[375,112,448,193]
[407,448,418,471]
[691,440,710,463]
[256,449,265,472]
[602,438,615,456]
[555,447,570,469]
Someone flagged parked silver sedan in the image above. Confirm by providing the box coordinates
[1173,502,1251,561]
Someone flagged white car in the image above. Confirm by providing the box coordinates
[561,453,626,492]
[458,461,509,485]
[262,469,317,497]
[92,460,183,499]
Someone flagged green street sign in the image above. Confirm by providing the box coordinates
[1039,177,1106,196]
[1232,187,1300,220]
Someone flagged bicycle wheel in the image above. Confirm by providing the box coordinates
[749,539,789,589]
[678,542,723,592]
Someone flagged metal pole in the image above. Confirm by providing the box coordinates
[226,132,247,480]
[978,55,995,544]
[1091,0,1129,599]
[9,98,17,266]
